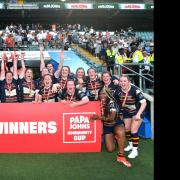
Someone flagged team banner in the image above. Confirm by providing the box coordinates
[65,3,93,9]
[119,3,146,10]
[0,102,102,153]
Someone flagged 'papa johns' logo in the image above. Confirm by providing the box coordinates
[63,112,96,143]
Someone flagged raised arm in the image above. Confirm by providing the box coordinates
[54,50,64,78]
[0,53,6,80]
[13,51,18,79]
[40,44,45,72]
[19,51,26,79]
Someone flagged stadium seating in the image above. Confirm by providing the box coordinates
[135,31,154,41]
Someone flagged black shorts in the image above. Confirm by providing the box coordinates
[123,110,143,119]
[103,119,124,135]
[122,110,136,119]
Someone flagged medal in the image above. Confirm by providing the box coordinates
[27,81,33,97]
[90,79,97,97]
[7,83,12,97]
[29,90,34,97]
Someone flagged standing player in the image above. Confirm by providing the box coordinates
[86,68,103,101]
[18,52,38,102]
[114,75,147,158]
[36,74,58,103]
[74,67,87,93]
[0,52,19,103]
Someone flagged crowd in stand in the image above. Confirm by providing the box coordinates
[0,23,154,69]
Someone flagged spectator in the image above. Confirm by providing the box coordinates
[5,34,14,51]
[0,33,4,50]
[105,45,116,74]
[115,48,128,65]
[148,42,154,65]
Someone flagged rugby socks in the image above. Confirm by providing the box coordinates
[126,131,132,142]
[131,133,139,148]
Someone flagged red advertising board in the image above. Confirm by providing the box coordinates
[0,102,102,153]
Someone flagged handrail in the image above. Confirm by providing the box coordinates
[117,62,154,68]
[115,63,154,83]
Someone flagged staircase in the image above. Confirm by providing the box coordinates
[71,44,106,68]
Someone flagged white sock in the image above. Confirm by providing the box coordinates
[129,142,133,147]
[132,147,138,150]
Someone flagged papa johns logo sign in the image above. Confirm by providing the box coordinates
[63,112,96,143]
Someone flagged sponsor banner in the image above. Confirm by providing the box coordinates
[65,3,93,9]
[94,3,118,9]
[63,113,96,143]
[119,3,146,10]
[39,3,64,9]
[7,3,39,9]
[0,102,102,153]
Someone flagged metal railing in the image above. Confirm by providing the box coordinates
[97,63,154,93]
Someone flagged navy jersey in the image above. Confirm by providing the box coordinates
[101,100,120,126]
[103,81,118,96]
[38,86,58,102]
[86,78,103,101]
[58,89,87,102]
[0,79,19,103]
[19,78,38,102]
[74,77,87,93]
[114,85,146,115]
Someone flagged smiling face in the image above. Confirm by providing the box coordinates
[5,72,13,84]
[25,69,33,81]
[61,66,69,78]
[119,76,130,91]
[76,68,85,79]
[102,72,111,85]
[88,68,96,80]
[67,80,75,94]
[43,74,52,88]
[47,63,54,74]
[99,90,108,103]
